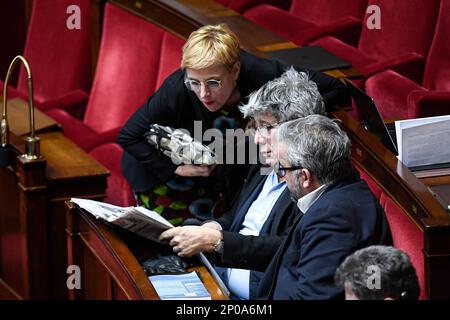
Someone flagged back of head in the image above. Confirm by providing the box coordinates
[277,115,351,185]
[335,245,420,300]
[239,67,326,121]
[181,24,240,70]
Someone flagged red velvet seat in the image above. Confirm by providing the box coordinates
[1,0,92,116]
[354,163,425,299]
[244,0,367,46]
[46,3,184,206]
[47,3,184,152]
[89,143,135,206]
[310,0,440,84]
[215,0,291,13]
[379,194,425,300]
[366,0,450,119]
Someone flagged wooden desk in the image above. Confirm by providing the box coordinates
[332,110,450,299]
[65,202,228,300]
[0,98,60,136]
[111,0,362,79]
[0,131,109,299]
[420,176,450,213]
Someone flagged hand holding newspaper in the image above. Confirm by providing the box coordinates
[70,198,172,243]
[70,198,230,297]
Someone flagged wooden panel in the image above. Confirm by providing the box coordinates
[147,0,363,79]
[65,201,228,300]
[112,0,361,79]
[0,146,48,299]
[111,0,200,40]
[158,0,289,54]
[0,155,27,298]
[66,201,158,300]
[0,279,22,300]
[0,98,60,136]
[428,185,450,212]
[83,247,114,300]
[40,132,108,181]
[0,130,108,299]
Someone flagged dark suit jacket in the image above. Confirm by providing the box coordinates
[118,51,347,193]
[213,164,298,299]
[257,175,392,300]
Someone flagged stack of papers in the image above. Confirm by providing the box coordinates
[395,115,450,168]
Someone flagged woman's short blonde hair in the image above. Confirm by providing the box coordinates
[181,24,240,70]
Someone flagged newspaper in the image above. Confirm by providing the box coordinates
[71,198,230,298]
[70,198,173,243]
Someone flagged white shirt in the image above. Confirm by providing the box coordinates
[226,170,286,300]
[296,184,328,214]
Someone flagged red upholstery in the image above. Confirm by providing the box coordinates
[366,70,423,120]
[3,0,92,114]
[215,0,291,13]
[379,195,425,300]
[47,3,184,151]
[423,0,450,92]
[354,165,382,200]
[366,0,450,119]
[0,80,21,100]
[354,163,425,299]
[89,143,135,207]
[244,0,366,46]
[46,4,184,206]
[311,0,440,83]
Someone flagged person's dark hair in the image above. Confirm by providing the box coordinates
[334,245,420,300]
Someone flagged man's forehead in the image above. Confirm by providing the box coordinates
[254,113,276,124]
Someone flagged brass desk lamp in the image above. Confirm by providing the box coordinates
[1,55,41,165]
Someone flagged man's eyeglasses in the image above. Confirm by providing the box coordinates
[274,160,303,178]
[184,79,222,92]
[255,122,280,137]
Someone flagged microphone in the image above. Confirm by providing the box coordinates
[1,55,41,166]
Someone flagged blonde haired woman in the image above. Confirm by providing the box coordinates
[118,24,345,224]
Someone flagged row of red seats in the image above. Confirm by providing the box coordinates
[47,3,185,207]
[204,0,430,298]
[2,0,429,298]
[2,1,186,207]
[225,0,450,120]
[354,162,425,299]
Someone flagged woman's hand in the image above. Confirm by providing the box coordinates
[175,164,217,177]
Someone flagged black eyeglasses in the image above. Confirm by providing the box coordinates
[274,160,303,178]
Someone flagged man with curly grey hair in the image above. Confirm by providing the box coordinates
[160,69,326,299]
[240,67,326,167]
[335,245,420,300]
[257,115,392,300]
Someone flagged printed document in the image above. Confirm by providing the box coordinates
[395,115,450,167]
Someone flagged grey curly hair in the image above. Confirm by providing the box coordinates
[239,67,326,122]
